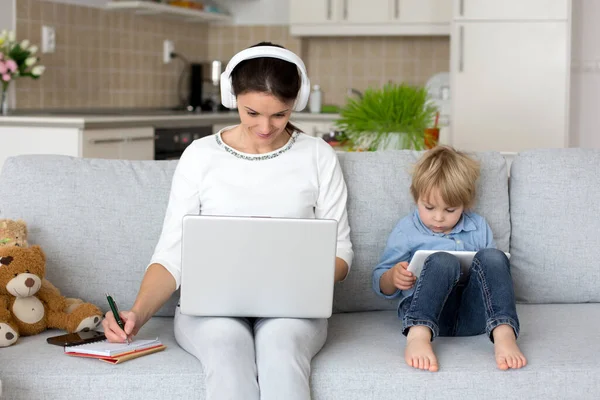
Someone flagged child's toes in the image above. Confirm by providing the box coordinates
[429,358,439,372]
[520,355,528,368]
[496,356,509,370]
[511,355,519,369]
[424,357,430,371]
[505,355,514,368]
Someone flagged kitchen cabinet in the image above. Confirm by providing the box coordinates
[454,0,569,20]
[289,0,451,36]
[81,130,123,160]
[449,2,571,153]
[289,0,338,24]
[0,125,156,170]
[82,128,155,160]
[399,0,453,23]
[345,0,390,23]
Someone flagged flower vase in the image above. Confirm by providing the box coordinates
[1,89,8,116]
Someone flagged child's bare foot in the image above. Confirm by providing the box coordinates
[405,325,438,372]
[492,324,527,370]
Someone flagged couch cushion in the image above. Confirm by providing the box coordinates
[0,155,180,316]
[311,304,600,399]
[1,304,598,399]
[333,150,510,312]
[509,149,600,303]
[0,317,205,400]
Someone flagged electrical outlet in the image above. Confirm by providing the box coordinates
[163,40,174,64]
[41,25,56,54]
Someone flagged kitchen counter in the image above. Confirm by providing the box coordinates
[0,109,341,129]
[0,108,342,169]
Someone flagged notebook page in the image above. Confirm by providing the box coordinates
[64,338,161,357]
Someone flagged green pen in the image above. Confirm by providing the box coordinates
[106,293,130,344]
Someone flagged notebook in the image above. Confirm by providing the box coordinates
[64,338,166,364]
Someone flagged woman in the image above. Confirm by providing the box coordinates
[102,42,354,400]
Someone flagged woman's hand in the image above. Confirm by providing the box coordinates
[102,309,141,343]
[101,264,176,343]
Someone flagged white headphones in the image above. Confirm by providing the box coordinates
[220,46,311,112]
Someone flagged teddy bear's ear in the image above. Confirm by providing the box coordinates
[30,245,46,264]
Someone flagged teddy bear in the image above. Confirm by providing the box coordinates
[0,219,87,314]
[0,244,103,347]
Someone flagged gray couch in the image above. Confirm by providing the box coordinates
[0,149,599,400]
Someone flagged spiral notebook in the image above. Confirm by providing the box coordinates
[65,338,166,364]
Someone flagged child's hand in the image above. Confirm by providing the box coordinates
[391,261,416,290]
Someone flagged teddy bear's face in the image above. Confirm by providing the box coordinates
[0,219,28,248]
[0,245,46,298]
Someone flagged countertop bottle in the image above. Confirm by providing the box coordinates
[309,85,322,114]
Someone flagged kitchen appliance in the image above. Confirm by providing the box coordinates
[188,63,204,111]
[209,60,222,112]
[154,125,213,160]
[187,61,227,112]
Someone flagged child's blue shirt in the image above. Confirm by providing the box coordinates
[372,209,496,301]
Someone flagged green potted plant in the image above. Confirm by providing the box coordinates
[335,83,438,151]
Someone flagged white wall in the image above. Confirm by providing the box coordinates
[570,0,600,148]
[0,0,16,108]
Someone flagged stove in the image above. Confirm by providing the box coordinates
[154,124,214,160]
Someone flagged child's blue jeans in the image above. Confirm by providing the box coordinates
[400,248,520,341]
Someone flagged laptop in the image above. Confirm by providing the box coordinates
[179,215,338,318]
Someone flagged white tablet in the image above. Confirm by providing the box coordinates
[407,250,511,280]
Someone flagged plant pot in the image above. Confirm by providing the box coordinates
[357,132,425,151]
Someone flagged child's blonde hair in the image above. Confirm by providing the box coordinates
[410,145,480,209]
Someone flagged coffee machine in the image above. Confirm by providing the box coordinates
[187,60,227,112]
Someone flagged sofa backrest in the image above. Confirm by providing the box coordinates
[0,156,180,316]
[334,150,510,312]
[509,149,600,303]
[0,150,510,316]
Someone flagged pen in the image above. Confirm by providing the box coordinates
[106,292,131,344]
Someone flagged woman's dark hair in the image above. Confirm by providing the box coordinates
[230,42,303,134]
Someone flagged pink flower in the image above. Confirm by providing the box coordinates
[2,74,10,82]
[5,60,17,73]
[0,61,6,74]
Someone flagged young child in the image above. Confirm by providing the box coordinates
[372,146,526,372]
